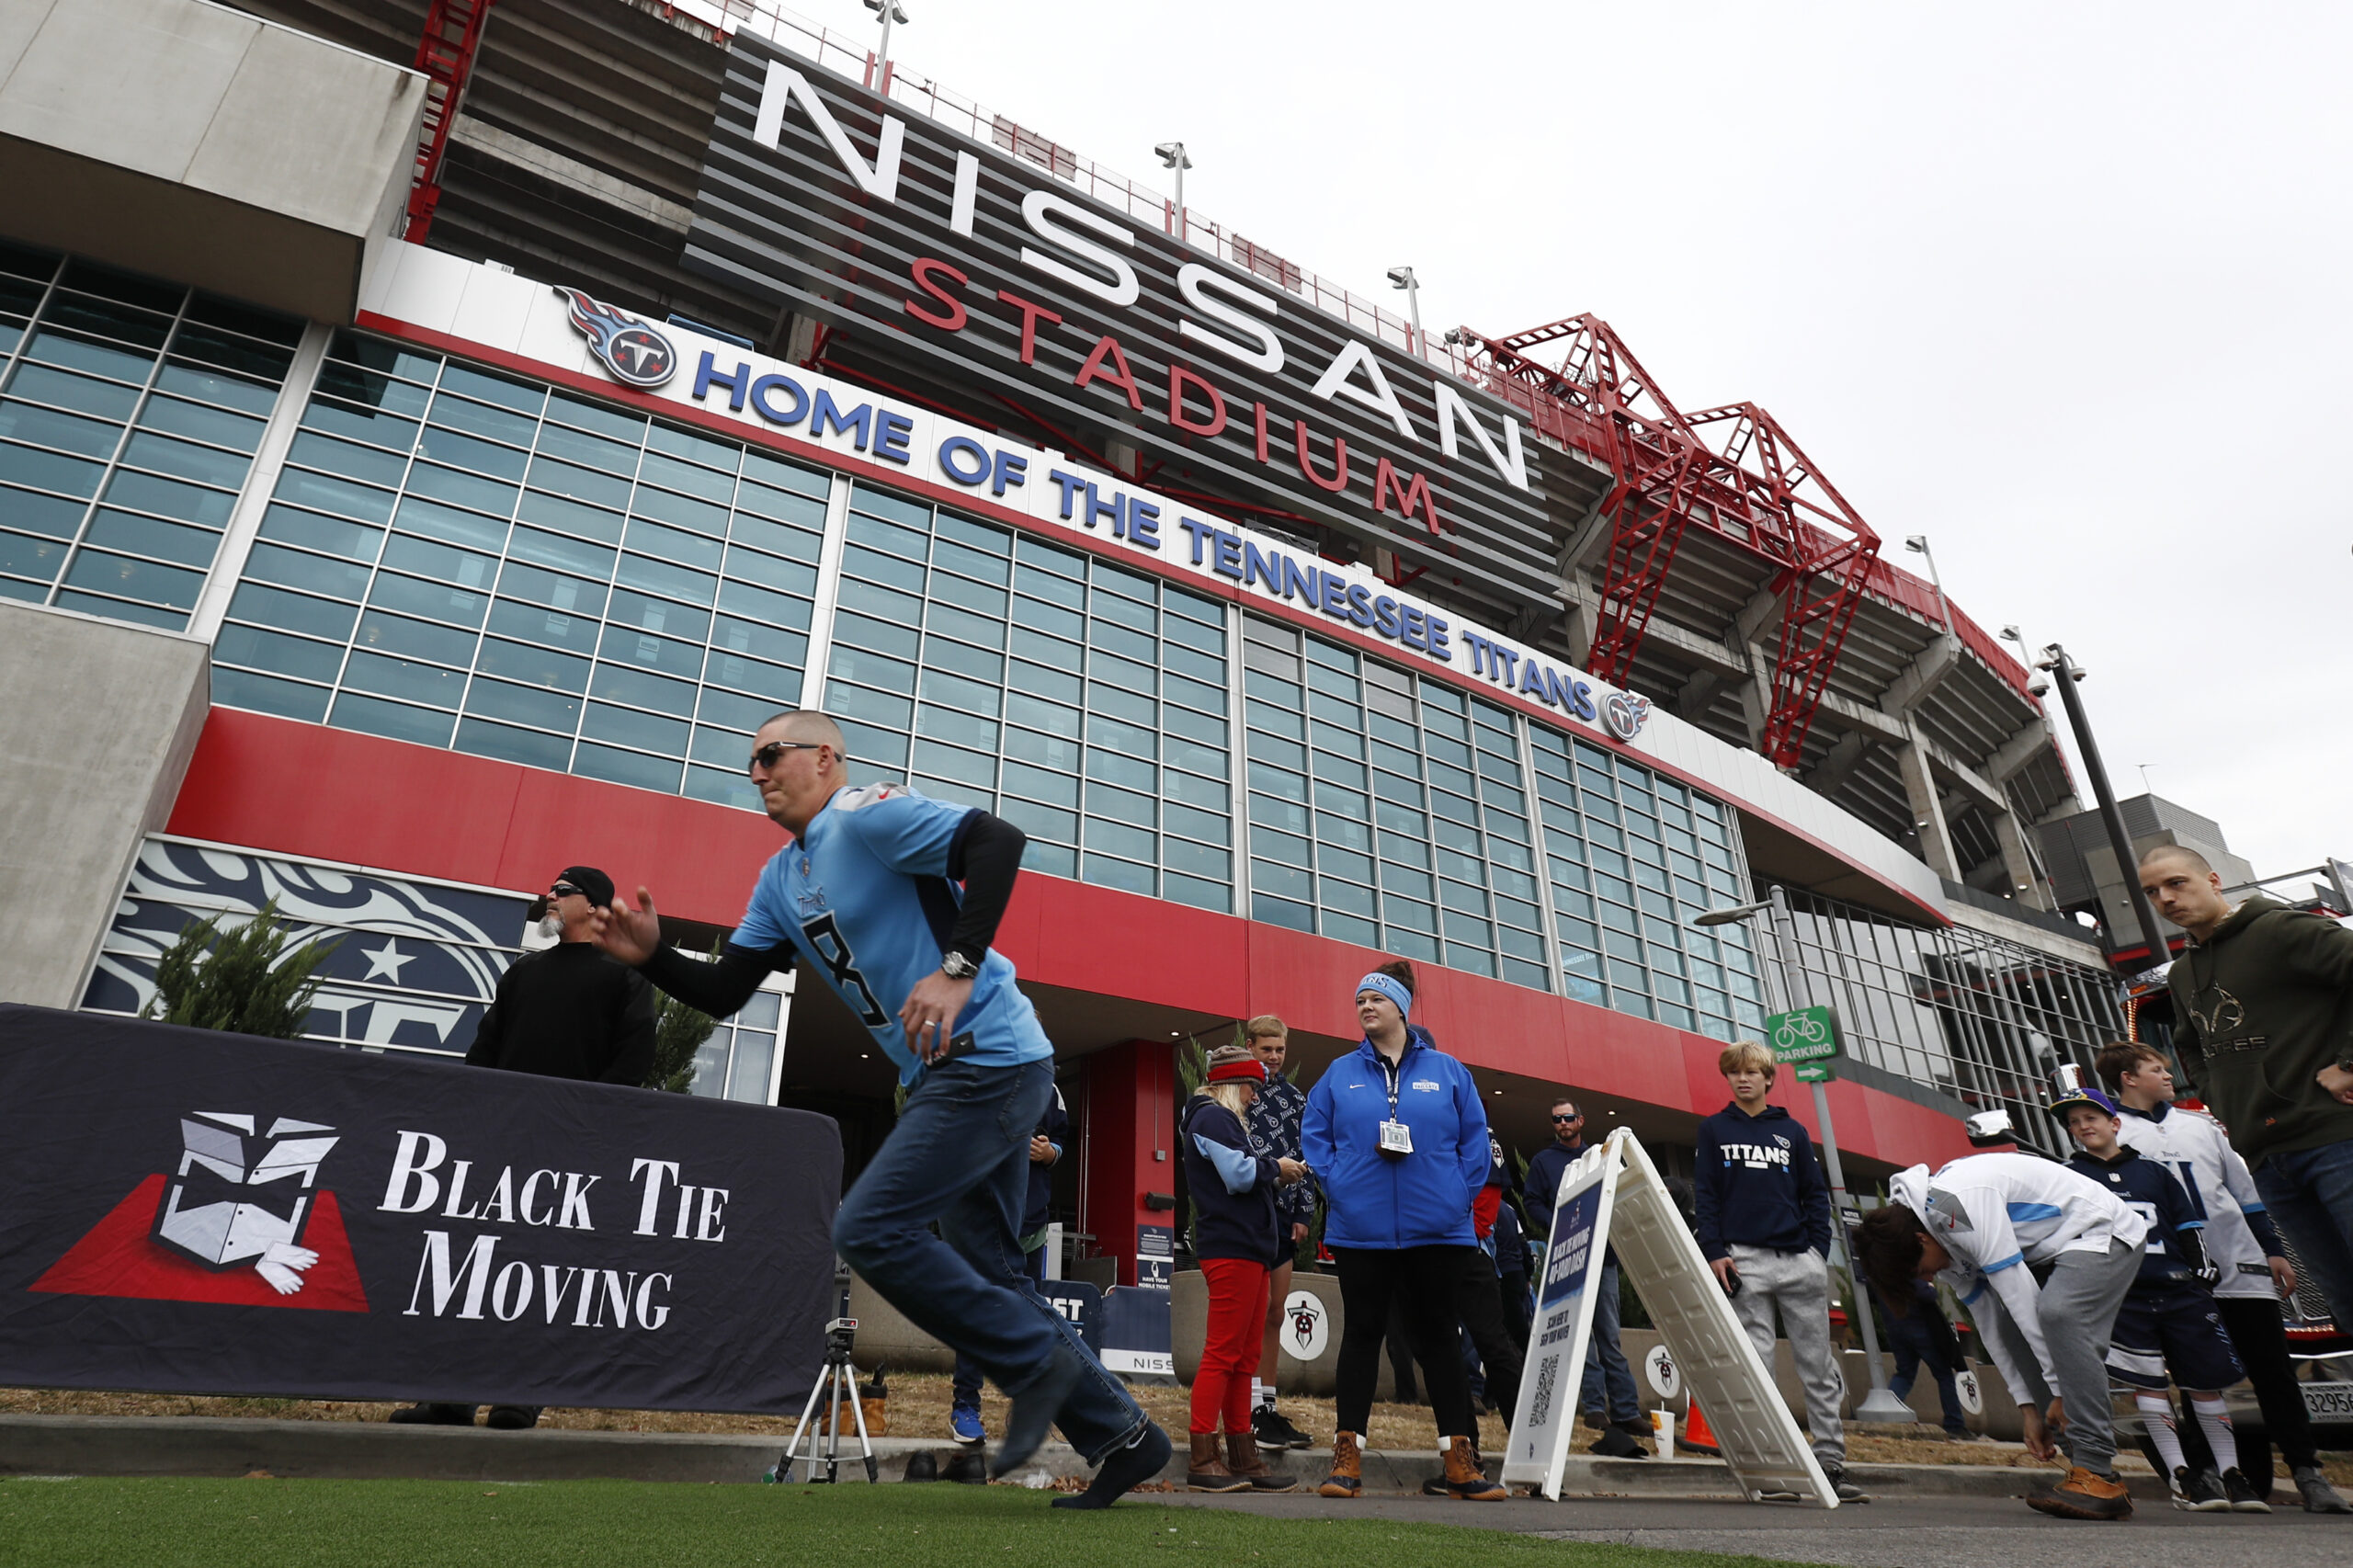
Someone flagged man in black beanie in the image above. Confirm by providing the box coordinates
[388,866,658,1429]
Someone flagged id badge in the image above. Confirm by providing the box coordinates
[1378,1119,1414,1155]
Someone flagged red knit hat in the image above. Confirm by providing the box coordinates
[1204,1043,1267,1085]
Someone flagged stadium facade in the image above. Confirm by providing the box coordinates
[0,0,2131,1286]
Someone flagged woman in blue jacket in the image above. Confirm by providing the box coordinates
[1301,960,1504,1502]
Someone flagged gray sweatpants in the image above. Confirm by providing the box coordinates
[1727,1244,1844,1469]
[1983,1236,2140,1477]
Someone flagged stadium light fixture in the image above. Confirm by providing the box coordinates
[865,0,908,79]
[1154,142,1192,244]
[1386,266,1426,361]
[1903,534,1951,634]
[1690,901,1769,927]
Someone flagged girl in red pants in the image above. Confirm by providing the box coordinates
[1181,1043,1307,1491]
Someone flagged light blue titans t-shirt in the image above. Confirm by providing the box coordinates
[732,783,1052,1085]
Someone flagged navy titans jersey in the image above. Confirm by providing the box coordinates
[733,784,1052,1085]
[2064,1147,2204,1289]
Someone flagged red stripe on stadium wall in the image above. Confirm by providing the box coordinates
[349,313,1947,927]
[165,709,1971,1168]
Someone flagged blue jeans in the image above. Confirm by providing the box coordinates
[2254,1139,2353,1335]
[954,1244,1048,1408]
[1884,1311,1967,1432]
[1579,1262,1642,1424]
[833,1058,1147,1463]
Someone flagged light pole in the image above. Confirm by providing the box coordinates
[2039,642,2175,968]
[1903,535,1950,633]
[1692,889,1917,1425]
[1998,625,2049,699]
[1386,266,1425,360]
[864,0,907,83]
[1154,142,1191,244]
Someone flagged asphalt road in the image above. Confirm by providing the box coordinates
[1152,1490,2353,1567]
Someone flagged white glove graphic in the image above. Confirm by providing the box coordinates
[255,1243,321,1296]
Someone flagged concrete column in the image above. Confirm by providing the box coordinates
[1990,808,2052,912]
[1076,1040,1176,1288]
[1898,722,1961,881]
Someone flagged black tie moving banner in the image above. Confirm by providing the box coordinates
[0,1006,840,1414]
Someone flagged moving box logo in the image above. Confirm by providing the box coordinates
[30,1113,369,1312]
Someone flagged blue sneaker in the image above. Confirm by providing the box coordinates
[951,1402,984,1446]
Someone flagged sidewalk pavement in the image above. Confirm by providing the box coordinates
[1,1413,2158,1502]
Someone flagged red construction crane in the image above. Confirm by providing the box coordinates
[1450,315,1881,770]
[404,0,498,244]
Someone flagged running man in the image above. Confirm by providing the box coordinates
[594,710,1170,1508]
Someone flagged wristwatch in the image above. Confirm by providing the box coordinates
[939,950,980,981]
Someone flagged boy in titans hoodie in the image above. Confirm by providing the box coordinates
[1692,1040,1854,1498]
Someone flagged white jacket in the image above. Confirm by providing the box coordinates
[1889,1153,2146,1403]
[2114,1100,2279,1299]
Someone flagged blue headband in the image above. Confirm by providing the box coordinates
[1356,972,1412,1017]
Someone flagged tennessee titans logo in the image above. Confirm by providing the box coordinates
[1601,690,1653,742]
[555,286,676,390]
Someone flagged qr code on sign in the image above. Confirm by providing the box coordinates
[1529,1355,1557,1427]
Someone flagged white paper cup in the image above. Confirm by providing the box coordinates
[1650,1408,1675,1460]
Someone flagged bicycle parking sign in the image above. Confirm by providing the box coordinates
[1765,1006,1842,1081]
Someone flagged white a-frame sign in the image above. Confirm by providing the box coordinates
[1503,1127,1836,1506]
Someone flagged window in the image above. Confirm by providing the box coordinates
[212,332,824,812]
[0,243,301,629]
[823,492,1233,909]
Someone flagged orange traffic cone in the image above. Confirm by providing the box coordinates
[1680,1398,1721,1456]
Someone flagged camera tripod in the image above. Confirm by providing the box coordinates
[764,1316,878,1484]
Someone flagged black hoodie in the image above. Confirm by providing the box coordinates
[1693,1101,1832,1261]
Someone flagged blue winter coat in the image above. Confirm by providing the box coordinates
[1302,1027,1488,1250]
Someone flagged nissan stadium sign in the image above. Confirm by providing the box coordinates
[546,283,1646,744]
[680,36,1562,612]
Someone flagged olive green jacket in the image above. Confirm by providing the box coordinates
[2166,893,2353,1165]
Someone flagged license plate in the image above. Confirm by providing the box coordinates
[2302,1382,2353,1420]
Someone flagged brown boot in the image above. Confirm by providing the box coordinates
[1226,1429,1296,1493]
[1446,1434,1506,1501]
[1319,1430,1363,1498]
[1186,1431,1247,1493]
[2025,1466,2133,1521]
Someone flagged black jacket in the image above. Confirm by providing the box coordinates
[2165,892,2353,1164]
[465,942,657,1085]
[1693,1101,1832,1261]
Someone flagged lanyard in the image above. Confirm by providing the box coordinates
[1377,1047,1405,1118]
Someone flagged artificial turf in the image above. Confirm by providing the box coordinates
[0,1477,1809,1568]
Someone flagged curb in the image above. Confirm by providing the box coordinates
[0,1415,2154,1500]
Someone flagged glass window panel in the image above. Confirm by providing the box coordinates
[7,361,142,421]
[0,398,122,458]
[926,600,1004,650]
[405,460,518,518]
[733,479,827,528]
[919,666,999,717]
[932,536,1009,586]
[329,689,459,745]
[916,738,996,789]
[727,510,821,562]
[918,704,999,752]
[81,510,219,568]
[23,327,157,381]
[1086,748,1154,791]
[592,662,698,716]
[211,622,343,683]
[210,667,328,722]
[354,608,474,667]
[1082,852,1153,896]
[313,360,432,417]
[369,571,487,628]
[631,482,731,537]
[582,700,688,756]
[832,643,915,695]
[0,441,104,497]
[437,364,543,415]
[527,458,632,512]
[837,575,921,626]
[382,530,497,588]
[624,517,723,573]
[396,496,509,555]
[705,648,801,702]
[62,549,203,608]
[828,680,914,732]
[477,637,588,692]
[50,589,182,627]
[228,579,358,640]
[616,552,716,607]
[465,677,581,735]
[1,485,85,537]
[103,468,233,528]
[336,639,466,708]
[574,741,683,793]
[286,430,408,490]
[0,528,68,583]
[138,394,264,452]
[272,464,396,526]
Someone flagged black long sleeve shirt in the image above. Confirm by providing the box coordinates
[465,941,658,1086]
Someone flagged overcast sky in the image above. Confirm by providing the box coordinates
[801,0,2351,881]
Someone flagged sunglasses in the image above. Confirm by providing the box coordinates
[1552,1112,1583,1123]
[747,740,824,775]
[549,883,584,899]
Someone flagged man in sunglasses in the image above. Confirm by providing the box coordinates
[389,865,656,1430]
[592,710,1170,1508]
[1523,1096,1650,1456]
